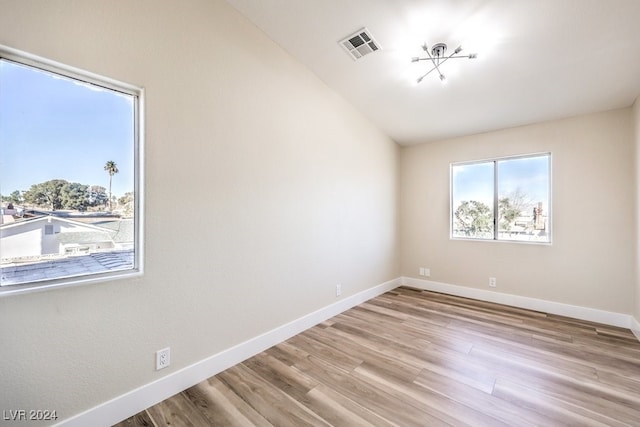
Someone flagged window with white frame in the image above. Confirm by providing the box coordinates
[0,46,143,294]
[451,153,551,243]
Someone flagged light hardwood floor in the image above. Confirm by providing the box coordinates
[114,287,640,426]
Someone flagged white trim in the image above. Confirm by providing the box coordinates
[632,316,640,342]
[55,278,401,427]
[0,44,141,95]
[401,277,633,329]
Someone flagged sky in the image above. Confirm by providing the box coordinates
[0,59,135,199]
[452,155,550,212]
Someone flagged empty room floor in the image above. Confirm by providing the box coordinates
[115,287,640,426]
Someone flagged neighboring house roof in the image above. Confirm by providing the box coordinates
[0,215,114,233]
[93,219,135,243]
[56,231,114,245]
[24,209,120,219]
[0,249,134,286]
[1,215,121,262]
[0,207,18,225]
[0,216,135,245]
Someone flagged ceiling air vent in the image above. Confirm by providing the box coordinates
[339,28,381,60]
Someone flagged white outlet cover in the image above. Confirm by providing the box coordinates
[156,347,171,370]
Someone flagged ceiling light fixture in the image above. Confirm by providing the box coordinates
[412,43,477,84]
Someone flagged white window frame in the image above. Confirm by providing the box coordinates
[450,152,551,244]
[0,45,144,296]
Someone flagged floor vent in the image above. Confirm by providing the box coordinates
[339,28,381,60]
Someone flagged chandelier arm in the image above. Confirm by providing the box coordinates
[415,43,476,83]
[438,48,477,64]
[413,55,473,62]
[434,50,460,68]
[416,66,439,83]
[423,47,445,79]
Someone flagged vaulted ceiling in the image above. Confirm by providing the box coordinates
[225,0,640,145]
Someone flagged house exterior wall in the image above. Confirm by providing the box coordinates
[1,222,44,259]
[1,218,112,260]
[42,227,59,255]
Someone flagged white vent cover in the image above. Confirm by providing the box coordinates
[339,28,381,60]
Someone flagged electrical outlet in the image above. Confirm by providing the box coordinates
[156,347,170,370]
[489,277,497,287]
[424,268,431,277]
[336,283,342,297]
[419,267,425,276]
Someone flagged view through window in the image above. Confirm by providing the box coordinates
[0,49,143,291]
[451,153,551,243]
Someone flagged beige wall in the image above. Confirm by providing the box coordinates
[0,0,399,422]
[400,108,635,314]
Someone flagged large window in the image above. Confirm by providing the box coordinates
[451,153,550,243]
[0,46,143,294]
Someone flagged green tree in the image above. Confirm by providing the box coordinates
[118,192,134,217]
[498,188,534,233]
[23,179,68,210]
[454,200,493,237]
[2,190,23,205]
[498,197,521,231]
[88,185,109,208]
[60,182,89,211]
[104,160,119,211]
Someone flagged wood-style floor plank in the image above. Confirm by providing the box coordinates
[114,287,640,427]
[183,378,270,426]
[145,392,213,427]
[113,412,155,427]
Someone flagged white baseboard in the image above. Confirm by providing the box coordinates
[401,276,634,330]
[56,277,401,427]
[632,316,640,342]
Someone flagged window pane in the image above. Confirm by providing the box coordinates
[451,162,494,239]
[497,155,550,242]
[0,56,141,289]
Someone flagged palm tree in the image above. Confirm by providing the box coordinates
[104,160,119,211]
